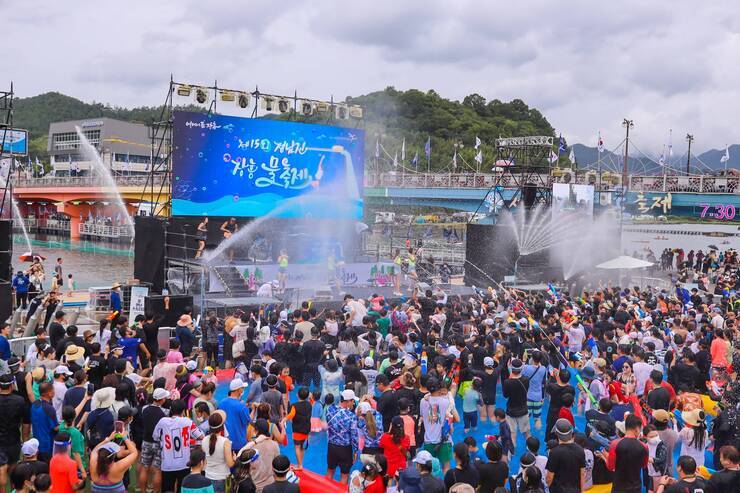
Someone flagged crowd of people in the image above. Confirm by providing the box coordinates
[0,248,736,493]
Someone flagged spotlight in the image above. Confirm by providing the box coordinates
[278,99,290,113]
[195,88,208,104]
[336,105,348,120]
[237,92,250,109]
[176,84,192,97]
[348,106,363,118]
[219,90,235,102]
[301,101,314,116]
[262,96,275,112]
[316,102,330,113]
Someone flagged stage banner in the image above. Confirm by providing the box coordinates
[209,262,396,292]
[128,285,149,321]
[172,110,364,219]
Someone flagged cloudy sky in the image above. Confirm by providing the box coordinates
[5,0,738,154]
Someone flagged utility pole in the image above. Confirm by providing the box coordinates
[685,134,694,176]
[622,119,634,189]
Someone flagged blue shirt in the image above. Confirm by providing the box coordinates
[119,337,142,368]
[521,364,548,401]
[12,274,29,294]
[218,396,251,451]
[110,290,122,312]
[498,419,514,455]
[325,404,359,452]
[31,400,58,454]
[357,410,383,449]
[0,335,10,361]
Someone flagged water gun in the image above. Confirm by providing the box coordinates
[547,283,559,300]
[420,351,428,375]
[575,373,598,406]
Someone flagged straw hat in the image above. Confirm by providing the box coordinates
[111,282,122,289]
[682,408,706,427]
[92,387,115,409]
[64,344,85,361]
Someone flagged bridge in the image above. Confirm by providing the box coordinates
[11,172,740,239]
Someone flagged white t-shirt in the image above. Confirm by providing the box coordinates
[52,380,68,420]
[256,283,274,297]
[153,416,204,471]
[347,300,367,327]
[567,325,586,352]
[633,361,653,396]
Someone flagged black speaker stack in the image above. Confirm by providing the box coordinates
[0,220,12,322]
[134,216,166,293]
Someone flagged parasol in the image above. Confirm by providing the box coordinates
[19,252,46,262]
[596,255,653,270]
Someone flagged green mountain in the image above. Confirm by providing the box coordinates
[12,89,556,171]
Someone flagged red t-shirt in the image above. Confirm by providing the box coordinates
[557,407,575,427]
[379,432,410,477]
[364,476,386,493]
[643,380,676,403]
[50,453,79,493]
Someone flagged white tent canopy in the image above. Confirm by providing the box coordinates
[596,255,654,270]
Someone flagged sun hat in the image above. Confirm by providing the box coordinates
[185,360,198,371]
[31,367,46,381]
[64,344,85,361]
[580,366,595,380]
[682,408,706,427]
[652,409,672,423]
[92,387,115,409]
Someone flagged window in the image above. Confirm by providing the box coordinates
[114,153,151,164]
[52,129,101,150]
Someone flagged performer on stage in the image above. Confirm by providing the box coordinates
[220,217,238,261]
[194,217,208,259]
[277,249,289,293]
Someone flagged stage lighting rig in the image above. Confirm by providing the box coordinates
[237,92,250,108]
[336,104,349,120]
[301,101,314,116]
[219,90,235,102]
[195,88,208,104]
[348,106,363,119]
[262,96,275,112]
[278,99,290,113]
[176,84,192,97]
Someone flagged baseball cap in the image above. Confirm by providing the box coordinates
[484,356,495,367]
[54,365,73,376]
[554,418,573,438]
[652,409,671,423]
[186,360,198,371]
[152,388,171,400]
[357,402,373,415]
[364,357,375,367]
[580,366,595,380]
[229,378,248,392]
[21,438,39,456]
[341,389,357,401]
[117,406,138,420]
[413,450,434,466]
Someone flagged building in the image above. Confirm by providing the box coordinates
[47,117,152,175]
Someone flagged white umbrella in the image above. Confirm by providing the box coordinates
[596,255,654,270]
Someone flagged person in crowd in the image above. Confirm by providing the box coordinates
[545,419,586,493]
[655,455,707,493]
[89,431,139,493]
[181,449,215,493]
[443,442,479,491]
[49,432,85,493]
[153,399,204,493]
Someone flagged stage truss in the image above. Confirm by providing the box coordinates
[141,76,366,218]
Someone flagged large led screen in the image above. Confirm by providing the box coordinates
[172,111,364,219]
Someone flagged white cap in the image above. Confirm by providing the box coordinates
[519,318,529,326]
[364,357,375,367]
[152,388,171,400]
[186,360,198,371]
[229,378,248,392]
[413,450,434,465]
[127,373,143,386]
[341,389,357,401]
[484,356,495,367]
[54,365,73,376]
[484,318,494,326]
[21,438,39,456]
[357,402,373,414]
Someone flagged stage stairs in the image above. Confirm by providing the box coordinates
[212,265,252,296]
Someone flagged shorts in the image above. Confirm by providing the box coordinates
[293,432,308,445]
[279,267,287,274]
[463,411,478,429]
[327,443,354,474]
[482,394,496,406]
[140,441,162,468]
[506,413,531,436]
[423,442,453,464]
[0,444,20,465]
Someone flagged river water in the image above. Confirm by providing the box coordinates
[12,234,133,289]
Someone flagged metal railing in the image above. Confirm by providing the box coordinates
[365,172,738,194]
[78,222,133,238]
[14,174,167,188]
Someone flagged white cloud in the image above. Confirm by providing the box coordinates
[3,0,738,153]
